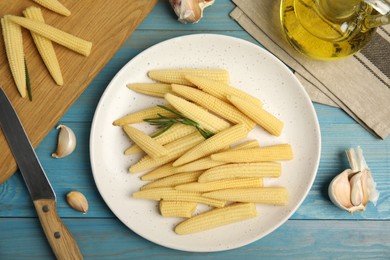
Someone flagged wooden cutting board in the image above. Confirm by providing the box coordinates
[0,0,158,184]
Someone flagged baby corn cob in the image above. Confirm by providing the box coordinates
[8,16,92,56]
[142,171,203,189]
[1,16,26,98]
[228,95,284,136]
[123,125,168,158]
[174,140,260,173]
[173,124,248,166]
[175,203,257,235]
[185,75,262,107]
[231,139,260,149]
[141,163,178,181]
[165,93,230,133]
[148,68,229,86]
[174,157,228,173]
[175,177,263,192]
[127,83,172,98]
[130,132,205,173]
[203,187,288,205]
[23,7,63,86]
[124,146,144,155]
[171,84,256,130]
[125,124,196,155]
[198,162,281,183]
[33,0,71,16]
[113,105,176,126]
[159,200,197,218]
[132,187,226,208]
[211,144,293,163]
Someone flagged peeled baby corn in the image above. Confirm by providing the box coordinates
[1,16,26,98]
[141,163,178,181]
[175,177,263,192]
[113,105,176,126]
[174,156,228,173]
[228,95,284,136]
[23,7,63,86]
[211,144,293,163]
[130,132,205,173]
[175,203,257,235]
[165,93,230,133]
[174,140,260,173]
[148,68,229,86]
[185,75,262,107]
[160,200,197,218]
[125,124,196,155]
[198,162,281,182]
[203,187,288,205]
[33,0,71,16]
[142,171,203,189]
[230,139,260,150]
[132,187,226,208]
[171,84,255,130]
[173,124,248,166]
[127,83,172,98]
[125,146,144,155]
[123,125,168,158]
[8,15,92,56]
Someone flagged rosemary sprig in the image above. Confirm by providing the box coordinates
[144,105,214,139]
[24,58,32,101]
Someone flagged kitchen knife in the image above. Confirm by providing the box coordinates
[0,88,83,260]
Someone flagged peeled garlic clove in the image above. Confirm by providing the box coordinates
[328,147,379,213]
[66,191,88,213]
[169,0,215,24]
[52,124,76,158]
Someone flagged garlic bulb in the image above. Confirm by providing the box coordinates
[52,124,76,158]
[66,191,89,213]
[169,0,215,24]
[328,147,379,213]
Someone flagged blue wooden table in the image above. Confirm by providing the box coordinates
[1,1,389,259]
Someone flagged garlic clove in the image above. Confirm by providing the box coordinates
[66,191,88,213]
[360,169,370,206]
[169,0,215,24]
[349,172,363,206]
[328,169,354,211]
[52,124,76,158]
[328,147,379,213]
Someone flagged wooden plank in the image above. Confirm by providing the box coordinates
[0,0,158,184]
[0,116,388,219]
[0,218,388,259]
[0,122,114,218]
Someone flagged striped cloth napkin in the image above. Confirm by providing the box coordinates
[230,0,390,139]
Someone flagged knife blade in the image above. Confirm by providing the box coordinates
[0,88,83,260]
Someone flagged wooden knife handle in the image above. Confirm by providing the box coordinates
[33,199,83,260]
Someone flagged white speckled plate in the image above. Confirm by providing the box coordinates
[90,34,321,252]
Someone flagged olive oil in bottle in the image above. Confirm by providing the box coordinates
[280,0,377,60]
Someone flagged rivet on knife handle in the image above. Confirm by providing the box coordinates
[33,199,83,260]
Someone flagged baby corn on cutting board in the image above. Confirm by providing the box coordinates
[0,0,157,183]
